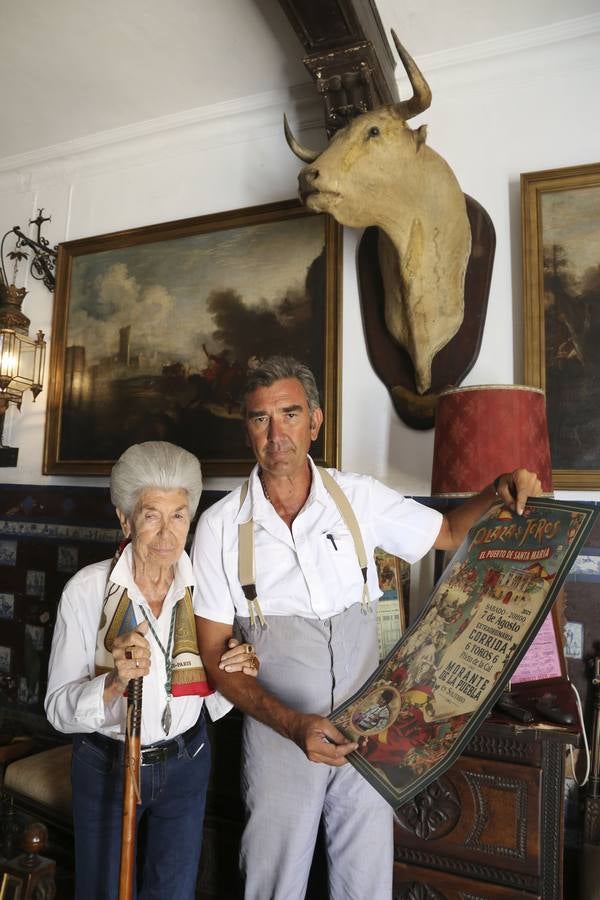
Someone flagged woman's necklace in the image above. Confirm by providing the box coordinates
[139,603,178,735]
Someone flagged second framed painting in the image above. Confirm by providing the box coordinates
[522,161,600,489]
[44,200,342,476]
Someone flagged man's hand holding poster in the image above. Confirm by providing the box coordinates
[330,498,598,809]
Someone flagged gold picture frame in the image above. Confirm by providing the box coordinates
[44,199,341,476]
[522,162,600,489]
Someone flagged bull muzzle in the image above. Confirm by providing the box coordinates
[298,166,319,204]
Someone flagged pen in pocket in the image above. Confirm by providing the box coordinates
[326,534,338,551]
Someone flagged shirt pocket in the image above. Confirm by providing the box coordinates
[319,529,364,596]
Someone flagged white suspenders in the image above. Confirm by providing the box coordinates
[238,467,372,630]
[238,480,266,630]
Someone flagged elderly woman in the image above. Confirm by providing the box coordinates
[45,442,257,900]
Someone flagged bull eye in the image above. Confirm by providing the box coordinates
[367,126,380,139]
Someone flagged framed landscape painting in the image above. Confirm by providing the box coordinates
[44,200,341,476]
[522,162,600,489]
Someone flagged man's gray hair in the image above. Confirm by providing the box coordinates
[242,356,321,415]
[110,441,203,518]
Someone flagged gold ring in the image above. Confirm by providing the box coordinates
[247,644,253,655]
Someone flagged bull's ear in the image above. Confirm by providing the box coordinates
[414,124,428,151]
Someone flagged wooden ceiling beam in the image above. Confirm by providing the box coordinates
[278,0,399,134]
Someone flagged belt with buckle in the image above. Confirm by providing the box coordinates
[139,716,204,766]
[84,714,204,765]
[140,743,179,766]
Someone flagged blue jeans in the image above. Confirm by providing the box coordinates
[71,716,210,900]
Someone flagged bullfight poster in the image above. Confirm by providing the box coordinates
[330,498,598,809]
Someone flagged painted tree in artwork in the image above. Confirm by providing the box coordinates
[543,237,600,468]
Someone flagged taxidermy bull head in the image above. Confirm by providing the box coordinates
[284,32,472,397]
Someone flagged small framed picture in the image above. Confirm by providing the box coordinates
[374,548,409,660]
[0,593,15,619]
[510,602,567,685]
[57,545,79,573]
[563,621,584,659]
[0,646,12,673]
[26,570,45,597]
[0,540,17,566]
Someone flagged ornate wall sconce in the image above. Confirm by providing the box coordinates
[0,210,56,466]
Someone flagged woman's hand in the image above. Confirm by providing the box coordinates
[105,622,151,699]
[218,638,260,678]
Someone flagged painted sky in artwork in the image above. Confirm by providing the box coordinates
[541,185,600,280]
[66,215,325,368]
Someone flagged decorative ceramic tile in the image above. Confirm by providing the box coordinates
[26,570,45,597]
[57,545,79,573]
[25,624,45,652]
[0,539,17,565]
[0,592,15,619]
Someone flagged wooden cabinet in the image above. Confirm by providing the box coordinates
[0,715,577,898]
[393,719,578,899]
[201,714,576,899]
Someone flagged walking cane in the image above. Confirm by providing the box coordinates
[118,675,143,900]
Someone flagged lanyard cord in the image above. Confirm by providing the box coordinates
[139,603,178,735]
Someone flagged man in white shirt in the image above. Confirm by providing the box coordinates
[192,356,541,900]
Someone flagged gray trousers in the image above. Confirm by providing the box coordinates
[236,604,394,900]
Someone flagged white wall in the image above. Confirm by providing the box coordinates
[2,15,600,502]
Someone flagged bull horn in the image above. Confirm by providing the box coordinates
[391,30,432,120]
[283,114,320,164]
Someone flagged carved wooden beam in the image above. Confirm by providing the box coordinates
[277,0,399,134]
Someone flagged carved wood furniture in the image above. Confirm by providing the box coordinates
[278,0,399,133]
[1,743,73,899]
[0,822,57,900]
[393,716,578,900]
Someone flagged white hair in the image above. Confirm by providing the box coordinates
[110,442,203,518]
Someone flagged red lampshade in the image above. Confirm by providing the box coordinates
[431,385,553,496]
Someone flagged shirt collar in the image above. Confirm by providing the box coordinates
[308,457,330,507]
[110,542,195,602]
[233,456,326,525]
[234,464,268,525]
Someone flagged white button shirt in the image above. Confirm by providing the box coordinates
[192,459,442,623]
[45,544,230,745]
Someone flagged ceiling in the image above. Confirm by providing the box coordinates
[1,0,597,161]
